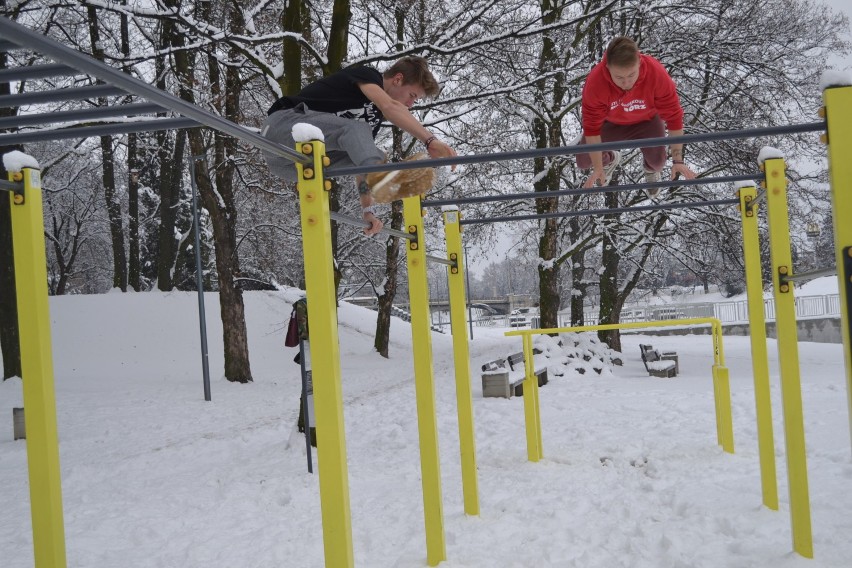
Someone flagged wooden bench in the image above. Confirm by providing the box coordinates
[639,344,679,378]
[481,352,548,398]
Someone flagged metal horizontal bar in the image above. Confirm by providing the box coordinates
[751,189,767,209]
[426,254,455,267]
[459,198,741,225]
[0,102,167,129]
[0,117,200,144]
[0,40,18,53]
[329,210,414,240]
[0,84,125,107]
[423,173,763,208]
[782,267,837,283]
[0,63,79,81]
[326,122,825,178]
[0,16,310,165]
[0,179,23,191]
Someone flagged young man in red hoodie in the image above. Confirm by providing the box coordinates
[577,37,696,196]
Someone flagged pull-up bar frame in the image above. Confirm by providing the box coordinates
[326,122,826,177]
[460,197,740,226]
[0,16,308,165]
[424,173,762,208]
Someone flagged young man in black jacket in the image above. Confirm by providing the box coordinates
[262,56,456,235]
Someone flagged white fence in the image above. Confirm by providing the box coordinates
[568,293,841,327]
[430,294,841,329]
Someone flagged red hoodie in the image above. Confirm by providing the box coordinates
[581,53,684,137]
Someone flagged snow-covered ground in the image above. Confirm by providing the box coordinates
[1,290,850,567]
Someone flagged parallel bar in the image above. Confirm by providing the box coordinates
[765,156,814,558]
[10,167,68,567]
[426,254,454,267]
[424,173,762,208]
[0,179,22,191]
[442,208,480,516]
[403,195,447,566]
[521,333,543,461]
[737,184,779,511]
[0,16,310,165]
[327,122,826,177]
[823,85,852,457]
[782,267,837,283]
[0,84,125,106]
[0,39,17,52]
[0,63,78,81]
[0,117,199,144]
[460,198,741,226]
[297,141,354,567]
[328,210,414,240]
[750,189,768,210]
[0,102,166,128]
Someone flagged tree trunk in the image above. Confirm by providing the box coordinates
[597,188,622,351]
[122,8,141,291]
[374,200,403,357]
[155,13,187,291]
[0,22,21,379]
[373,122,406,357]
[0,147,21,380]
[155,129,185,290]
[569,219,587,327]
[532,1,566,331]
[88,7,127,291]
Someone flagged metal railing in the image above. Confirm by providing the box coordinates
[451,293,841,329]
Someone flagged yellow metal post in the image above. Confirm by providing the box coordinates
[822,85,852,456]
[764,156,813,558]
[711,364,734,454]
[9,167,67,568]
[521,334,543,461]
[737,185,779,510]
[403,196,446,566]
[295,141,353,568]
[442,207,480,516]
[708,319,734,453]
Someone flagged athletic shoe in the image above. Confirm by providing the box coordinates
[644,169,662,198]
[601,150,622,186]
[368,152,435,203]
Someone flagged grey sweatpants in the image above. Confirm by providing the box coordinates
[260,103,384,182]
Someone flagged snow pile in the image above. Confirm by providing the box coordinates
[820,69,852,89]
[534,331,622,377]
[757,146,784,165]
[292,122,325,142]
[2,150,40,171]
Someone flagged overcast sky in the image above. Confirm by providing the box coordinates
[823,0,852,70]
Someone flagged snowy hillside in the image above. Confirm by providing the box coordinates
[1,290,851,567]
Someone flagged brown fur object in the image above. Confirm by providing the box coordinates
[367,152,435,203]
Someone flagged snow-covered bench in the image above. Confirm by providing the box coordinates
[639,344,679,378]
[481,351,548,398]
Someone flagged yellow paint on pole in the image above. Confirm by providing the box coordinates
[711,364,734,453]
[823,85,852,457]
[442,209,480,516]
[764,157,813,558]
[737,185,779,510]
[9,167,68,568]
[403,197,447,566]
[296,141,354,568]
[522,334,543,461]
